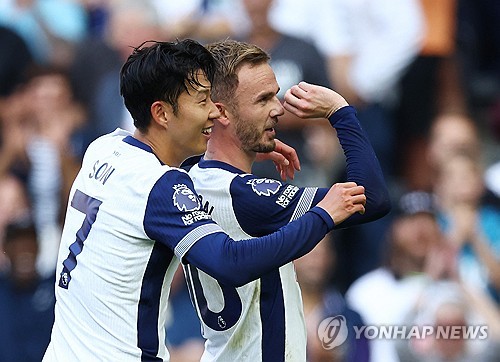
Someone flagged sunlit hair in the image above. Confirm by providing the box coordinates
[206,39,270,110]
[120,39,216,132]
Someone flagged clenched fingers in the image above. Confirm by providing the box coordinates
[316,182,367,225]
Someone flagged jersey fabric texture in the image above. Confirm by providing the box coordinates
[186,106,391,362]
[43,129,336,362]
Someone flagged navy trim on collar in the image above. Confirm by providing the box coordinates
[123,135,165,165]
[198,157,246,175]
[180,154,203,171]
[123,135,153,153]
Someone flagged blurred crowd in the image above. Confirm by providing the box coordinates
[0,0,499,361]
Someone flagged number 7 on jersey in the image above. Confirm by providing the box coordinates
[58,190,102,289]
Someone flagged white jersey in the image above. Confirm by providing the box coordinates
[188,159,322,362]
[184,106,391,361]
[43,129,222,362]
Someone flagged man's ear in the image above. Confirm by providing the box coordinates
[151,101,170,129]
[215,102,231,127]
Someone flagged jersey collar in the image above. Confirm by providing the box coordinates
[122,135,165,165]
[198,157,246,175]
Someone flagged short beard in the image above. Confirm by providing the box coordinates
[251,140,276,153]
[234,115,276,154]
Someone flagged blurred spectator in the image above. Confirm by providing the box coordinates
[79,0,111,39]
[0,25,34,98]
[427,114,481,175]
[70,0,166,146]
[346,191,451,362]
[269,0,424,179]
[485,161,500,202]
[396,280,500,362]
[0,90,31,184]
[295,235,369,362]
[455,0,500,213]
[456,0,500,111]
[267,0,337,56]
[165,267,204,362]
[433,153,500,304]
[328,0,423,181]
[0,0,88,67]
[0,215,55,362]
[0,175,31,270]
[425,113,500,206]
[394,0,470,191]
[237,0,338,187]
[153,0,249,43]
[0,65,86,276]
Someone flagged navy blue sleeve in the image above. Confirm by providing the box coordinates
[228,175,319,236]
[311,106,391,228]
[144,169,334,287]
[186,207,333,287]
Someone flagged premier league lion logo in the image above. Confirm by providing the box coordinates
[247,178,282,196]
[172,184,201,212]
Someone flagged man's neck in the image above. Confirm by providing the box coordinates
[133,129,184,167]
[204,139,254,174]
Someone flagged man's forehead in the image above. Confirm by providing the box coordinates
[236,63,279,96]
[237,62,275,81]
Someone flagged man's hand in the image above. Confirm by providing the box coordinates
[255,139,301,181]
[283,81,349,119]
[316,182,366,225]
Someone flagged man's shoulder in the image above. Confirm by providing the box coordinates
[188,160,249,192]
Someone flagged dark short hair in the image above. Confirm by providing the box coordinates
[120,39,217,132]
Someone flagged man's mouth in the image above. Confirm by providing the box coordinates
[265,120,278,133]
[202,126,213,136]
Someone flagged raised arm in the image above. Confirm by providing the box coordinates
[283,82,391,227]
